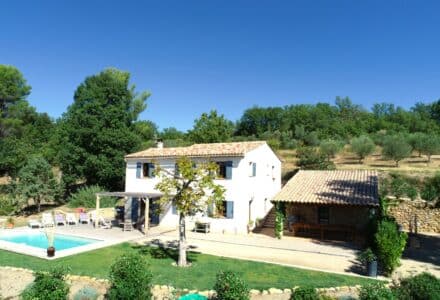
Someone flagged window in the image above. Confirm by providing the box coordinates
[136,162,154,178]
[215,161,232,179]
[220,201,234,219]
[249,162,256,177]
[271,165,275,180]
[318,206,329,224]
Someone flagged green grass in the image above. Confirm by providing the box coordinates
[0,243,377,290]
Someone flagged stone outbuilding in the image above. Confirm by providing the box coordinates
[272,170,379,242]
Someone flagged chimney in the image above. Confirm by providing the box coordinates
[156,139,164,149]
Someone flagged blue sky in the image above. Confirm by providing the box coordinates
[2,1,440,130]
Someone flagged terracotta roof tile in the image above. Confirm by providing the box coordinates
[125,141,267,159]
[272,170,379,206]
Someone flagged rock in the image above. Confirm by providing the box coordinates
[249,289,260,295]
[262,290,269,295]
[268,288,283,294]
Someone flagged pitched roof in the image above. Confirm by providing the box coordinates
[125,141,267,159]
[272,170,379,206]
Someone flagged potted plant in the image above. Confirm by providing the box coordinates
[45,228,56,257]
[358,248,378,277]
[6,216,14,229]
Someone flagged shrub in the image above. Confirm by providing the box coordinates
[375,219,407,275]
[357,248,377,264]
[22,267,69,300]
[108,253,152,300]
[67,185,117,208]
[213,271,249,300]
[394,272,440,300]
[350,136,375,163]
[274,209,284,239]
[73,286,99,300]
[0,193,17,215]
[359,283,395,300]
[290,287,319,300]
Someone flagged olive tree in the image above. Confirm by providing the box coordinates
[382,135,412,167]
[155,157,225,266]
[350,135,375,163]
[420,135,440,162]
[319,139,343,161]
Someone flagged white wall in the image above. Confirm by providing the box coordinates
[124,143,281,234]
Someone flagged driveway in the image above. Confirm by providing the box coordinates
[140,228,440,278]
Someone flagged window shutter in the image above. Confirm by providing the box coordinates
[136,162,142,178]
[252,162,257,177]
[226,201,234,219]
[225,161,233,179]
[148,163,155,178]
[172,203,177,215]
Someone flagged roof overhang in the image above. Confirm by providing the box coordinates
[96,192,163,198]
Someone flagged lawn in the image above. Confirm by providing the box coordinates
[0,243,377,290]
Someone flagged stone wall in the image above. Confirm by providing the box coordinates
[0,266,362,300]
[388,199,440,233]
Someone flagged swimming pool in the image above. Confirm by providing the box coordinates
[0,232,99,250]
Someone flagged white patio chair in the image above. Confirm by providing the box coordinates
[66,213,78,225]
[41,213,55,227]
[27,219,42,228]
[54,213,66,226]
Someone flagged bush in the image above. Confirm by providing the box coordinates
[67,185,117,208]
[0,193,17,215]
[359,283,395,300]
[213,271,249,300]
[394,272,440,300]
[73,286,99,300]
[290,287,320,300]
[108,253,152,300]
[375,219,407,275]
[22,267,69,300]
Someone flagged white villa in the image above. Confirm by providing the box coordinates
[121,141,281,234]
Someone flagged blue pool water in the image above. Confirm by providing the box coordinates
[0,233,99,250]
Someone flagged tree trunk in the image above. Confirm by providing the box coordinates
[37,198,41,213]
[427,154,431,163]
[178,212,187,266]
[395,160,399,167]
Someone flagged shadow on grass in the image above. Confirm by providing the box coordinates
[131,240,200,264]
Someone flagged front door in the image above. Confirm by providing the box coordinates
[149,198,160,225]
[131,198,139,223]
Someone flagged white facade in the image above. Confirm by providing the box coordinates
[124,143,281,234]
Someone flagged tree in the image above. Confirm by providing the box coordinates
[382,135,412,167]
[58,68,150,190]
[155,157,225,266]
[350,136,376,163]
[189,110,234,143]
[319,139,343,161]
[420,135,440,162]
[407,132,426,157]
[14,156,61,212]
[296,147,335,170]
[0,65,31,138]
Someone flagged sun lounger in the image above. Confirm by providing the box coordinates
[79,212,89,224]
[98,216,112,229]
[66,213,78,225]
[27,219,42,228]
[55,213,66,226]
[41,213,55,227]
